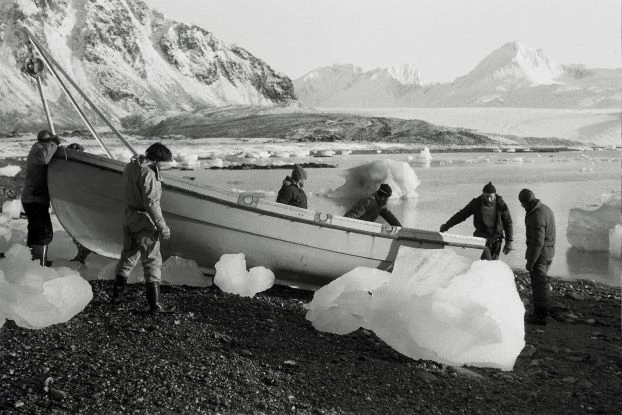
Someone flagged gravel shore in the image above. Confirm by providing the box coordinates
[1,157,621,414]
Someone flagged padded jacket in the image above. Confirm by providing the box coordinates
[524,199,556,264]
[276,176,307,209]
[21,140,59,204]
[443,195,513,241]
[344,193,402,227]
[122,156,167,234]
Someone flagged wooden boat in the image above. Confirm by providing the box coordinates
[19,23,486,289]
[49,150,486,289]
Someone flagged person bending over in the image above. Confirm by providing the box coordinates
[344,184,402,227]
[440,182,513,260]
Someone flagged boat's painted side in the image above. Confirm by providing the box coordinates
[48,150,486,288]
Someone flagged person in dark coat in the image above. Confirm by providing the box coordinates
[439,182,513,260]
[20,130,60,266]
[519,188,556,325]
[276,164,308,209]
[344,184,402,227]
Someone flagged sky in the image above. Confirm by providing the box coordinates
[144,0,620,83]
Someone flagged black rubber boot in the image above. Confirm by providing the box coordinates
[146,282,176,314]
[525,307,548,325]
[111,274,127,305]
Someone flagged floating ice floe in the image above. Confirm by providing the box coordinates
[306,247,525,371]
[0,165,21,177]
[327,159,420,200]
[567,191,622,254]
[214,253,274,297]
[0,244,93,329]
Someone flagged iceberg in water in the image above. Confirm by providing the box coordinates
[306,247,525,371]
[0,245,93,329]
[327,159,420,200]
[567,191,622,254]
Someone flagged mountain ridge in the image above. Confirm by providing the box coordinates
[294,41,621,108]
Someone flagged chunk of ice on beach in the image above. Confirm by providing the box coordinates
[0,165,21,177]
[609,224,622,259]
[305,267,389,335]
[2,199,22,219]
[214,253,274,297]
[161,256,211,287]
[97,259,144,284]
[306,247,525,370]
[0,244,93,329]
[328,159,419,200]
[567,192,622,252]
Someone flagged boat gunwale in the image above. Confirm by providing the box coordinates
[50,149,486,250]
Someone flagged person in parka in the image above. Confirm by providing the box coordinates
[21,130,60,266]
[440,182,513,260]
[276,164,308,209]
[344,184,402,227]
[112,143,175,314]
[519,188,556,325]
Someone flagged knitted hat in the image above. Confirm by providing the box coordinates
[518,188,535,204]
[482,182,496,194]
[291,164,307,181]
[378,183,392,197]
[37,130,55,142]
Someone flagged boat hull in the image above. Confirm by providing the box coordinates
[48,151,485,288]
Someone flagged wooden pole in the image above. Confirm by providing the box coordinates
[35,76,55,134]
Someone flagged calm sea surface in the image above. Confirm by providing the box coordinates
[167,150,622,287]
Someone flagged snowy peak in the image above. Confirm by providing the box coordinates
[0,0,296,131]
[386,64,422,85]
[459,41,563,86]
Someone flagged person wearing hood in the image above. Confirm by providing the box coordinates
[344,184,402,227]
[519,188,556,325]
[111,143,176,314]
[276,164,308,209]
[21,130,61,266]
[440,182,513,260]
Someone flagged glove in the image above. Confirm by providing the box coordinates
[159,226,171,240]
[503,241,513,255]
[439,224,449,233]
[51,135,61,145]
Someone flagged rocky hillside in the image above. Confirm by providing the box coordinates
[138,105,532,146]
[295,42,621,108]
[0,0,296,132]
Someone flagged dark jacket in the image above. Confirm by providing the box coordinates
[524,199,556,265]
[21,140,59,204]
[344,193,402,227]
[444,195,513,241]
[276,176,307,209]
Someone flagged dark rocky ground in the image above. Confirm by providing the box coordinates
[1,157,621,414]
[0,275,620,415]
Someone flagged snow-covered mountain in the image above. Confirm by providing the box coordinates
[295,42,621,108]
[0,0,296,131]
[294,64,423,107]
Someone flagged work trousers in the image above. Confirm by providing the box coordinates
[530,246,555,310]
[22,202,53,246]
[481,237,503,260]
[115,225,162,283]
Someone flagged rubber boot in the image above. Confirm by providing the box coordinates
[146,282,176,314]
[525,307,548,325]
[111,274,127,305]
[30,244,47,266]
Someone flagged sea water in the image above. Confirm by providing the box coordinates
[167,150,621,287]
